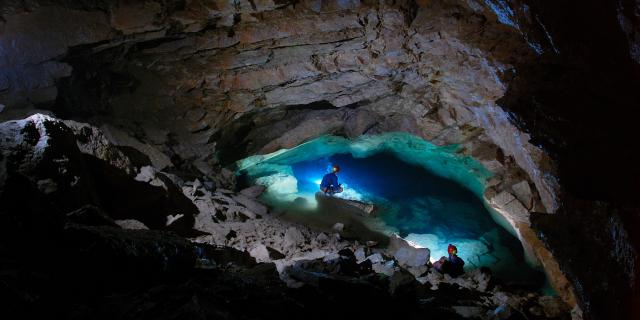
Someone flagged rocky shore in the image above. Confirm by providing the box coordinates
[0,114,571,319]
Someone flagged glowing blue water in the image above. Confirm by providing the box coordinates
[295,152,496,239]
[237,133,545,287]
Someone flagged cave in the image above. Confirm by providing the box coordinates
[237,133,547,288]
[1,1,639,320]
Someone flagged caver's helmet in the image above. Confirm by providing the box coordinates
[332,164,340,173]
[448,244,458,255]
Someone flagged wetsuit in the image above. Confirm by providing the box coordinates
[443,254,465,277]
[320,172,341,194]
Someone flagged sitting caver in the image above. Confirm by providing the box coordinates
[433,244,465,277]
[320,164,344,195]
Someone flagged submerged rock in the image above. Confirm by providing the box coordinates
[341,198,376,216]
[316,192,375,217]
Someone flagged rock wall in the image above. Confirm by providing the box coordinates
[1,1,554,204]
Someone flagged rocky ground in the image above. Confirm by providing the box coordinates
[0,114,572,319]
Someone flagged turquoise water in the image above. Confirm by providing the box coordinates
[236,133,545,287]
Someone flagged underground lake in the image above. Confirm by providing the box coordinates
[236,133,547,289]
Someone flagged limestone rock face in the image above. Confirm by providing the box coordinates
[0,114,199,234]
[488,190,530,226]
[0,0,560,217]
[511,180,534,210]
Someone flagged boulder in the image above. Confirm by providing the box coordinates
[216,168,237,190]
[511,180,534,209]
[344,199,376,216]
[232,194,268,216]
[501,198,529,224]
[481,159,504,174]
[316,192,375,217]
[256,173,298,194]
[267,247,286,260]
[226,204,257,221]
[115,219,149,230]
[316,232,329,243]
[372,260,396,276]
[0,115,199,235]
[406,265,429,278]
[283,227,305,251]
[389,268,417,295]
[490,191,516,207]
[354,247,367,262]
[166,214,185,226]
[365,253,385,264]
[489,191,530,225]
[249,244,271,262]
[240,185,266,198]
[388,235,430,268]
[64,120,136,174]
[394,246,430,268]
[0,114,104,212]
[134,166,166,188]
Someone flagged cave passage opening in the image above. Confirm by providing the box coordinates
[236,133,546,288]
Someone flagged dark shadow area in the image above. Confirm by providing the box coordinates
[83,155,198,232]
[500,1,640,318]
